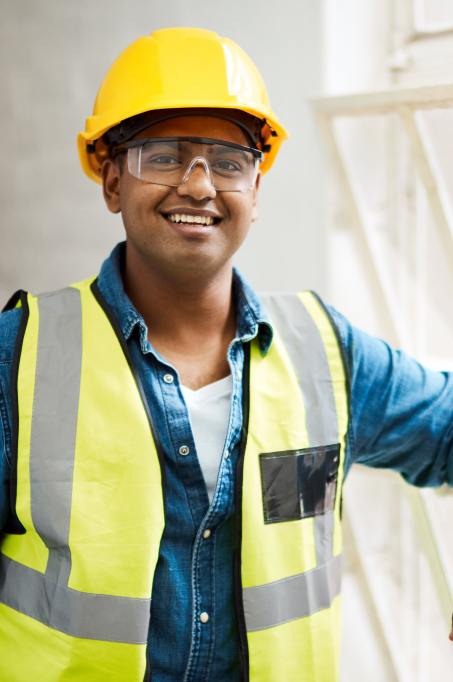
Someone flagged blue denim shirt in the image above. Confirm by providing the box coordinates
[1,242,453,681]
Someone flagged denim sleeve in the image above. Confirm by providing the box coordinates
[325,303,453,487]
[0,308,21,531]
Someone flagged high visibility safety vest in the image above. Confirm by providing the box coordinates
[0,277,349,682]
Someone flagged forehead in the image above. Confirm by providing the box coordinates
[133,115,250,147]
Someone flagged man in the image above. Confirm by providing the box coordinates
[0,27,452,682]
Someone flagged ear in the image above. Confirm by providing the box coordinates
[101,158,121,214]
[251,171,261,223]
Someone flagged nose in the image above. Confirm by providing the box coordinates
[177,158,217,201]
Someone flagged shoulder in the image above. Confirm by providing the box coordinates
[314,297,397,382]
[319,298,411,393]
[0,306,22,362]
[321,300,351,349]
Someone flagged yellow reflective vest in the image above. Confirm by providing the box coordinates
[0,277,349,682]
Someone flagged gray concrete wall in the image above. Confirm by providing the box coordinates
[0,0,325,304]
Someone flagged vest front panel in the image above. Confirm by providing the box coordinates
[239,292,348,682]
[0,279,165,682]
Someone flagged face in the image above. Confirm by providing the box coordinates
[102,115,260,278]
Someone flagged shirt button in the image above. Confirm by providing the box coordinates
[224,451,229,459]
[203,529,211,539]
[163,374,174,384]
[179,445,190,456]
[200,612,209,624]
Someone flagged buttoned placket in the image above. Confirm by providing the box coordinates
[126,317,248,681]
[181,338,245,682]
[133,293,269,682]
[132,320,257,682]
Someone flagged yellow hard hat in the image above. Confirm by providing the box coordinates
[78,28,289,184]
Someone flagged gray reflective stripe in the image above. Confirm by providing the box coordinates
[31,288,82,586]
[314,512,334,567]
[243,553,342,632]
[0,554,150,644]
[260,293,339,448]
[5,287,152,644]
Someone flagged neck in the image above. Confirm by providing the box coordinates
[122,241,237,389]
[123,242,235,332]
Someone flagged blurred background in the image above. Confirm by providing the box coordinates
[2,1,453,679]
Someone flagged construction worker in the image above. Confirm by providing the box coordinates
[0,27,452,682]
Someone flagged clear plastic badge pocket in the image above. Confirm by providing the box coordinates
[259,444,340,524]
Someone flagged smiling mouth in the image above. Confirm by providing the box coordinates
[164,213,219,226]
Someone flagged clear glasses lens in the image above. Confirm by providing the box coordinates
[127,140,259,192]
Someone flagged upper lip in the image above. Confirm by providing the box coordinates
[161,208,223,220]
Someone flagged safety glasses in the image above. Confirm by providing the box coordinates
[117,137,264,192]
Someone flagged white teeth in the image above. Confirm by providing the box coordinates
[167,213,216,225]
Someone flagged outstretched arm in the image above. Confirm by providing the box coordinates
[326,303,453,487]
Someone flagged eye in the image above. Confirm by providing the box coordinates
[151,155,179,165]
[213,160,241,172]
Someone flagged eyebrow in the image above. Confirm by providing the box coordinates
[143,140,251,164]
[127,137,258,158]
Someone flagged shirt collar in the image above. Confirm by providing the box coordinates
[97,242,274,356]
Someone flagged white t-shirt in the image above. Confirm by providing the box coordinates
[181,375,233,502]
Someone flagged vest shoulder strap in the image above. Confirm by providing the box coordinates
[2,289,27,313]
[259,291,350,447]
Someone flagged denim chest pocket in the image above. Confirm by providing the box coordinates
[259,444,340,524]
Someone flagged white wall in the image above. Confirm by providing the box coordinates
[322,2,453,679]
[0,0,326,304]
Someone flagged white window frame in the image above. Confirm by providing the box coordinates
[413,0,453,35]
[311,83,453,678]
[312,84,453,349]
